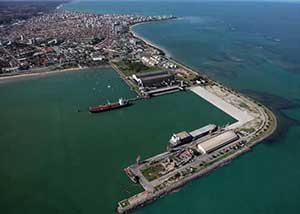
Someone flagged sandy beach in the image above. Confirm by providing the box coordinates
[0,64,113,84]
[0,67,84,84]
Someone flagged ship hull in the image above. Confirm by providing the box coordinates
[89,102,131,113]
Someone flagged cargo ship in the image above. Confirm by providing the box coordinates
[89,98,131,113]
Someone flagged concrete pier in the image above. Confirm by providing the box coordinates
[190,86,254,129]
[117,84,276,214]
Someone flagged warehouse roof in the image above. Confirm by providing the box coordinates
[135,70,167,78]
[189,124,217,138]
[197,131,238,154]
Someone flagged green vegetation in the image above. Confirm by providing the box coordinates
[239,102,251,110]
[176,71,199,86]
[249,109,276,144]
[240,127,255,134]
[113,60,158,76]
[141,164,165,182]
[131,84,140,94]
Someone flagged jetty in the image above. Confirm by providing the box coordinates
[190,86,254,129]
[116,61,276,214]
[76,12,277,214]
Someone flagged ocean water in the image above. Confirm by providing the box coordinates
[64,2,300,213]
[0,68,234,214]
[1,1,300,214]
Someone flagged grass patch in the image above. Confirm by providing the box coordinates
[239,102,249,109]
[240,127,256,134]
[113,60,158,76]
[176,71,199,86]
[141,164,165,182]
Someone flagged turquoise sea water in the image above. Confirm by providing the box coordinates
[1,1,300,214]
[0,68,234,213]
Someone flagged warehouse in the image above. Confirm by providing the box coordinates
[197,131,239,154]
[189,124,217,140]
[132,70,175,87]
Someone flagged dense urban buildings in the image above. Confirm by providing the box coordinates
[0,1,68,25]
[0,8,175,77]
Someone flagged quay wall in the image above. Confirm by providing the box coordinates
[190,86,254,128]
[117,19,277,214]
[110,62,140,96]
[118,146,251,213]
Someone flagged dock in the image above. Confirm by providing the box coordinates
[113,21,276,213]
[118,130,251,213]
[117,80,276,213]
[145,85,181,97]
[190,86,254,129]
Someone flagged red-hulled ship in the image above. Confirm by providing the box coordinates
[89,98,131,113]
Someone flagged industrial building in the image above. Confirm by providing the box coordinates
[132,70,175,88]
[169,124,217,147]
[197,131,239,154]
[189,124,217,140]
[145,85,181,97]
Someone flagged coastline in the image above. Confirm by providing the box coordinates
[0,19,176,84]
[130,22,173,58]
[130,18,277,143]
[0,67,84,84]
[1,12,278,150]
[1,7,279,213]
[117,93,277,213]
[0,65,112,84]
[118,18,278,214]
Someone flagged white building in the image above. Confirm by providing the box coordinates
[197,131,239,154]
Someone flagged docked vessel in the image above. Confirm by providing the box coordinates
[169,124,217,147]
[89,98,131,113]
